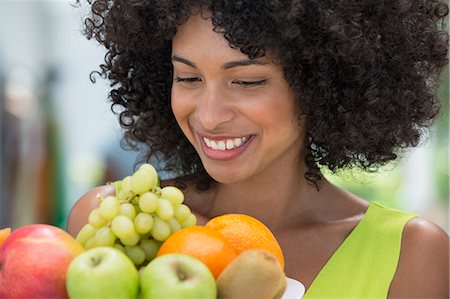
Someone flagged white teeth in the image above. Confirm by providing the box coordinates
[226,139,234,150]
[203,136,249,151]
[204,138,211,147]
[234,138,242,147]
[217,141,226,150]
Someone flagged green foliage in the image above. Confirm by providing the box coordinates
[433,69,449,202]
[322,165,402,208]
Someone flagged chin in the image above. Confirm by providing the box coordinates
[212,176,241,185]
[198,151,260,184]
[205,166,248,185]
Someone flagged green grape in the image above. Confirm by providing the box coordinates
[134,213,154,234]
[139,192,159,213]
[174,204,191,222]
[120,232,140,246]
[130,169,156,195]
[111,215,135,239]
[156,198,174,220]
[88,208,108,228]
[84,238,96,249]
[180,213,197,228]
[121,176,132,197]
[151,217,171,241]
[76,224,97,245]
[130,196,140,206]
[116,190,129,202]
[82,162,193,253]
[152,186,162,196]
[112,180,122,195]
[99,195,120,220]
[139,163,158,182]
[161,186,184,205]
[134,203,142,215]
[119,202,136,220]
[167,218,181,233]
[94,226,116,247]
[140,239,160,261]
[124,245,146,266]
[113,243,126,254]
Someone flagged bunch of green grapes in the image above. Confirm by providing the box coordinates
[75,163,197,267]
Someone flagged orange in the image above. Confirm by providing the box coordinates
[0,227,11,247]
[157,226,238,278]
[205,214,285,269]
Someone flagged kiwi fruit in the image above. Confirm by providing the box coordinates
[217,249,287,299]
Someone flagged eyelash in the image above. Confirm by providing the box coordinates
[174,77,200,83]
[233,79,267,87]
[174,77,267,87]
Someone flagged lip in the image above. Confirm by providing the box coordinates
[198,134,254,161]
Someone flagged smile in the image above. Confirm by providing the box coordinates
[202,136,250,151]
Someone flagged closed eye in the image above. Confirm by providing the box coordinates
[174,77,202,83]
[233,79,267,87]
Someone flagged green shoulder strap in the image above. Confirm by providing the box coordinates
[304,201,416,299]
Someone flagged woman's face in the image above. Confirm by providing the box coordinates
[171,14,305,184]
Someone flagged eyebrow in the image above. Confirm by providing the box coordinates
[171,55,197,68]
[171,55,268,70]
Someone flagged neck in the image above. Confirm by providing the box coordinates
[205,161,329,231]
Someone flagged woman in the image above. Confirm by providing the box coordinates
[69,1,449,298]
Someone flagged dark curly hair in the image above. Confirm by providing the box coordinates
[78,0,448,190]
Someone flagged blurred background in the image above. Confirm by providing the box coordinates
[0,1,448,233]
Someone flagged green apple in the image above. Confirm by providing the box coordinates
[66,247,139,299]
[140,253,216,299]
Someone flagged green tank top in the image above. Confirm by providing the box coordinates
[303,201,417,299]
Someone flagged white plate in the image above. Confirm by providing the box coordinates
[281,277,305,299]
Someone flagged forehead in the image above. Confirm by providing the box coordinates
[172,14,249,61]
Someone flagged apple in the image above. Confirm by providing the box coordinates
[0,224,85,299]
[140,253,217,299]
[66,246,139,299]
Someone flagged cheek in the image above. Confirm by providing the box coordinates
[171,90,190,125]
[171,90,197,143]
[248,94,298,132]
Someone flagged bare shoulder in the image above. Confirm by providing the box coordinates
[66,185,115,237]
[389,217,449,299]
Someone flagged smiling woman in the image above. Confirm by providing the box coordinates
[69,0,449,298]
[170,14,302,184]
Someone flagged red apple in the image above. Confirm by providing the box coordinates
[0,224,85,299]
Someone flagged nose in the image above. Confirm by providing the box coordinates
[195,84,234,130]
